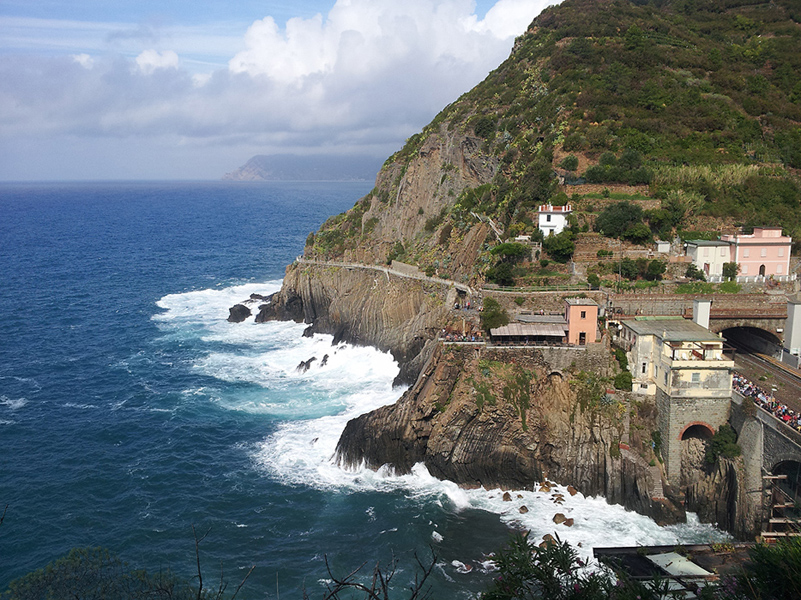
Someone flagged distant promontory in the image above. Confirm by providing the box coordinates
[222,154,383,182]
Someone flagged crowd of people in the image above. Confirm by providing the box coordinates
[440,330,483,343]
[733,371,801,433]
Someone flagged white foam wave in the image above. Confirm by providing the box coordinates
[0,396,28,410]
[154,281,282,325]
[64,402,98,410]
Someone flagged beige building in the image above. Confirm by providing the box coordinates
[618,317,734,484]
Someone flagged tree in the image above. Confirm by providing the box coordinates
[594,202,644,239]
[490,243,530,262]
[481,298,509,333]
[487,261,516,287]
[558,155,578,171]
[645,260,666,281]
[587,273,601,289]
[685,263,706,281]
[542,231,575,263]
[722,262,740,281]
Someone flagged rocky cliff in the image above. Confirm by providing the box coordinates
[336,344,685,525]
[256,262,464,385]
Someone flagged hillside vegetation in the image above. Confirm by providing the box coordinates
[305,0,801,285]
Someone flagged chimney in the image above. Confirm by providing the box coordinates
[693,299,711,330]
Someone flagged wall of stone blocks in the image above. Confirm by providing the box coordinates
[657,388,731,485]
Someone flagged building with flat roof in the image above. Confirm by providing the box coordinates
[564,298,598,345]
[720,226,792,279]
[619,317,734,485]
[537,203,572,237]
[685,239,730,278]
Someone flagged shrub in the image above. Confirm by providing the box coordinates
[558,155,579,171]
[705,424,741,464]
[481,298,509,332]
[685,263,706,281]
[614,371,633,391]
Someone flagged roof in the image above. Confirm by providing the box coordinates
[490,323,566,337]
[685,239,728,247]
[622,317,723,342]
[517,314,567,324]
[565,297,598,306]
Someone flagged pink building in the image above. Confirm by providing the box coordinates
[720,227,792,278]
[564,298,598,345]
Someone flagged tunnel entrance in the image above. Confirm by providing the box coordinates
[721,326,782,357]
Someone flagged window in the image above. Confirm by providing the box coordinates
[664,372,668,385]
[744,248,750,258]
[581,310,586,319]
[691,372,700,383]
[642,362,646,374]
[720,247,726,257]
[779,247,785,257]
[761,248,767,257]
[742,264,748,274]
[703,247,710,257]
[778,264,783,274]
[546,214,551,222]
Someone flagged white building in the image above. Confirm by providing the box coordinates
[685,240,731,278]
[537,203,572,237]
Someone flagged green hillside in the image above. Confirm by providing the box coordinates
[308,0,801,279]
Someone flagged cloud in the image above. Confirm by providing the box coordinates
[72,53,94,69]
[0,1,557,180]
[135,49,179,74]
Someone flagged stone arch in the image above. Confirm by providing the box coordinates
[548,370,564,379]
[679,421,715,440]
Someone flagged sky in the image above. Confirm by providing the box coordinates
[0,1,558,180]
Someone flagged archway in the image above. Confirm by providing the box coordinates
[771,461,801,521]
[720,326,781,355]
[759,264,766,277]
[680,422,715,441]
[680,422,715,487]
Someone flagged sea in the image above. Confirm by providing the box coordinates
[0,181,727,598]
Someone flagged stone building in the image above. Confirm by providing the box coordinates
[618,317,734,485]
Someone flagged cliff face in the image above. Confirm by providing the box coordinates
[257,262,461,385]
[336,344,685,525]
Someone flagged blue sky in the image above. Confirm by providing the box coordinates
[0,1,557,180]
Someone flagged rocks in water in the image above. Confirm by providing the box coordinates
[302,326,314,338]
[519,505,529,514]
[552,513,574,526]
[227,304,252,323]
[250,293,268,301]
[296,357,317,373]
[320,354,329,366]
[502,492,512,502]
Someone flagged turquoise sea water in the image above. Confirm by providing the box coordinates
[0,181,726,598]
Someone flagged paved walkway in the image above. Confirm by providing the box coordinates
[295,257,477,295]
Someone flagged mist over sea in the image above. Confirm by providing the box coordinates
[0,181,725,598]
